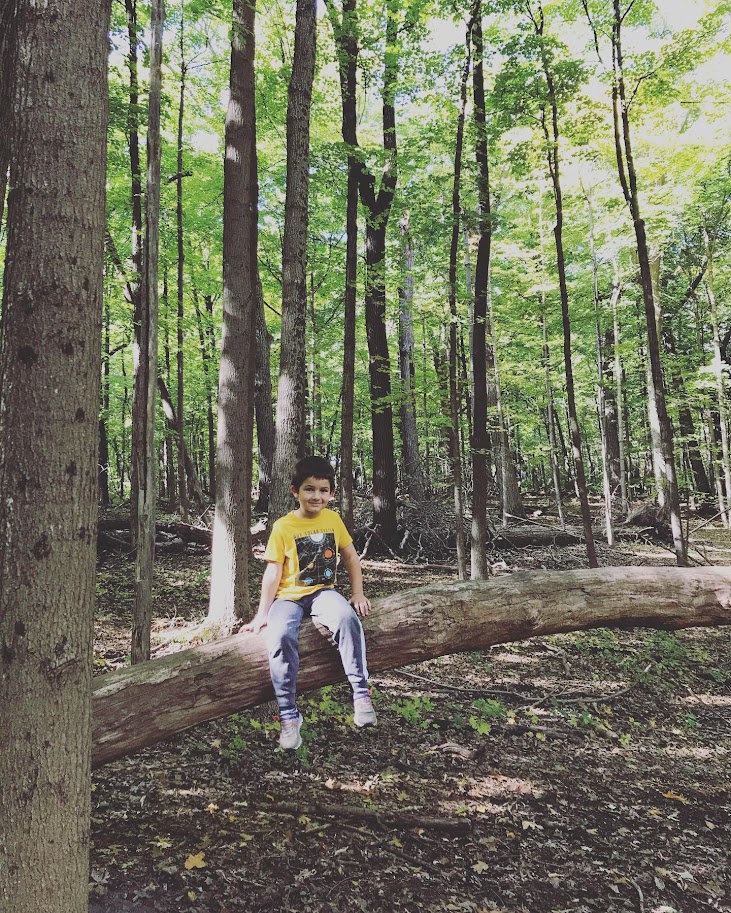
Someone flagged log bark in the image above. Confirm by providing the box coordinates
[92,567,731,767]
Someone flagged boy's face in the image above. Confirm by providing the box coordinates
[292,476,333,519]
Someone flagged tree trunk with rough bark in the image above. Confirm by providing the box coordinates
[268,0,317,526]
[0,0,110,906]
[207,0,258,633]
[92,566,731,767]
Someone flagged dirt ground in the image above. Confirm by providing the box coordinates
[90,520,731,913]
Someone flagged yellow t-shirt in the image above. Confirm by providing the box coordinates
[264,508,354,600]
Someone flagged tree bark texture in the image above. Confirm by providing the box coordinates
[0,0,110,908]
[92,567,731,768]
[268,0,317,525]
[0,0,18,231]
[131,0,164,663]
[207,0,258,632]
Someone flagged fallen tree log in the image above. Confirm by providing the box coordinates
[92,567,731,767]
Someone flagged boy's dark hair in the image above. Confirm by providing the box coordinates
[291,455,336,491]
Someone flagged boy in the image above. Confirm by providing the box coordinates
[243,455,376,750]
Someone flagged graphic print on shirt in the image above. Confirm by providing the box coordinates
[295,531,337,587]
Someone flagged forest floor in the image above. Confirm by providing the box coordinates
[90,509,731,913]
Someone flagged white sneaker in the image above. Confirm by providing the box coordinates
[279,712,303,750]
[354,696,377,728]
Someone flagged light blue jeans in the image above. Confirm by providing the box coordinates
[264,588,370,710]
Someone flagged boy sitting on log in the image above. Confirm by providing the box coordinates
[243,455,376,749]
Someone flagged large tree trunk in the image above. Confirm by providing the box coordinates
[268,0,317,525]
[206,0,258,633]
[0,0,110,907]
[92,566,731,768]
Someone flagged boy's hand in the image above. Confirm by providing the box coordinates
[241,614,267,635]
[350,595,371,617]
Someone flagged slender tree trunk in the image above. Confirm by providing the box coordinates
[398,212,425,500]
[269,0,317,525]
[447,14,474,580]
[131,0,164,663]
[192,287,217,501]
[542,315,565,528]
[162,276,176,503]
[707,240,731,525]
[340,159,358,530]
[327,0,400,548]
[0,0,110,906]
[99,296,112,506]
[487,267,523,524]
[254,280,275,514]
[125,0,143,426]
[584,184,614,544]
[611,270,629,514]
[470,10,491,579]
[157,376,205,507]
[601,326,623,499]
[176,19,189,522]
[207,0,258,632]
[611,0,686,564]
[532,2,597,567]
[308,271,323,454]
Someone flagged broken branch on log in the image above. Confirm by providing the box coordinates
[92,567,731,767]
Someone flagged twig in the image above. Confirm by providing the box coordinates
[391,669,534,702]
[335,822,448,879]
[255,800,471,834]
[521,664,651,710]
[630,877,645,913]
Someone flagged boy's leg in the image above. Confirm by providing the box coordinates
[264,598,304,714]
[309,589,370,700]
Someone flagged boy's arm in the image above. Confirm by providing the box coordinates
[339,543,370,617]
[242,561,283,634]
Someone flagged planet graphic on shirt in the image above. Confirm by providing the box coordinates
[294,531,337,587]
